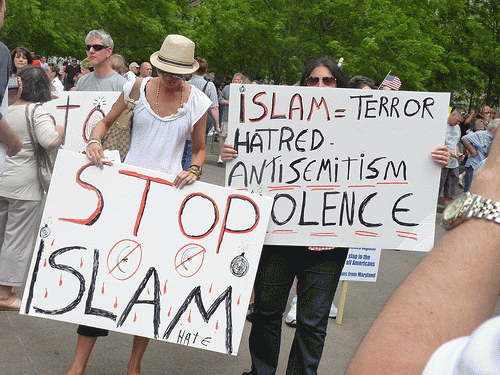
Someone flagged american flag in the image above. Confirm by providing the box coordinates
[381,74,402,90]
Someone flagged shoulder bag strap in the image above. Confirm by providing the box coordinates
[202,80,209,94]
[25,102,43,149]
[126,77,143,109]
[25,102,46,169]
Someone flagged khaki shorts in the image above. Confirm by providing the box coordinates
[220,121,228,138]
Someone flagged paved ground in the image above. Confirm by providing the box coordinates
[2,153,498,375]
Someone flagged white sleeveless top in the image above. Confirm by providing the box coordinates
[123,77,211,174]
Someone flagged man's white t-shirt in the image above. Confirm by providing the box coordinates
[423,315,500,374]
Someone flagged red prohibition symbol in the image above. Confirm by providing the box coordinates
[107,239,143,281]
[174,243,206,278]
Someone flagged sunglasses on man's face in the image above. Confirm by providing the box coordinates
[306,76,337,86]
[158,69,183,80]
[85,44,109,52]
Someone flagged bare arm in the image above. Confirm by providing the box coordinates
[0,116,22,156]
[173,112,207,189]
[86,92,127,168]
[47,125,65,150]
[464,109,476,125]
[449,145,463,160]
[461,137,478,158]
[346,133,500,375]
[210,107,220,132]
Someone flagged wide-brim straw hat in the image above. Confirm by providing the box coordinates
[150,34,199,75]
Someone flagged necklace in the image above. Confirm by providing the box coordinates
[155,80,184,115]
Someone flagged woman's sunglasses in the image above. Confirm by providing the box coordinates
[306,76,337,86]
[85,44,109,52]
[158,69,183,80]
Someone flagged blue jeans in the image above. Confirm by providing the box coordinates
[248,245,348,375]
[463,166,474,192]
[181,139,192,171]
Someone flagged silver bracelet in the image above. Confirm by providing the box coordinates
[87,139,102,148]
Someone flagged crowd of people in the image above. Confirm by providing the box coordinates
[0,0,499,372]
[439,104,498,209]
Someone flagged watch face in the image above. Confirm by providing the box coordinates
[442,193,473,230]
[444,193,467,221]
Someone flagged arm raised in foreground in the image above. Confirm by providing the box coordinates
[345,133,500,374]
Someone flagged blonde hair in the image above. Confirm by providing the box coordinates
[109,54,126,75]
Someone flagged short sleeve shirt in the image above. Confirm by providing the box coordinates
[75,71,126,92]
[444,124,461,169]
[463,130,492,169]
[219,84,230,123]
[0,104,59,200]
[187,75,218,108]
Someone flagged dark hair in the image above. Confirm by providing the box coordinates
[18,65,52,103]
[299,57,348,88]
[348,75,378,89]
[46,62,60,78]
[11,46,34,74]
[194,57,208,75]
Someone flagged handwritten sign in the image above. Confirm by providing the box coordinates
[45,91,121,153]
[21,150,272,355]
[225,85,450,251]
[340,248,380,282]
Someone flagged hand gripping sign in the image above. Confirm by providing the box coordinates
[21,150,272,356]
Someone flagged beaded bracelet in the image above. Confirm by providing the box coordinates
[188,169,200,180]
[87,139,102,148]
[189,164,202,176]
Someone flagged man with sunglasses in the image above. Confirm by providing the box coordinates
[75,30,125,92]
[67,29,126,375]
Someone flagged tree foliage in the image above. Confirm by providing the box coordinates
[0,0,498,108]
[0,0,195,63]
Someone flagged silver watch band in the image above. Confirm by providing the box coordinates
[470,195,500,224]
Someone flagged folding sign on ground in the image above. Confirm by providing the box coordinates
[226,85,450,251]
[21,150,272,355]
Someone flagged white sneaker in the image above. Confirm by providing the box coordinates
[285,295,297,327]
[329,303,338,319]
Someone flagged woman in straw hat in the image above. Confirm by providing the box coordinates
[66,34,211,375]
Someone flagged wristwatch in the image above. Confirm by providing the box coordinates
[442,192,500,230]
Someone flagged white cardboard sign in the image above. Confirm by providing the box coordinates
[45,91,121,153]
[21,150,272,356]
[225,84,450,251]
